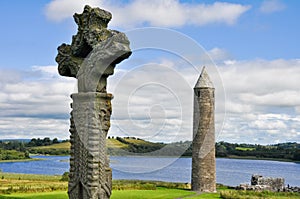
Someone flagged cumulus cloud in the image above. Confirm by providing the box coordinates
[1,53,300,144]
[107,55,300,144]
[44,0,101,22]
[108,63,194,142]
[218,59,300,144]
[45,0,251,28]
[206,48,232,64]
[0,66,76,139]
[259,0,286,14]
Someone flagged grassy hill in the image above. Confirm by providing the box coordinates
[27,137,167,156]
[27,137,193,157]
[107,139,128,149]
[108,137,166,155]
[28,142,70,155]
[2,137,300,161]
[31,142,71,150]
[29,138,159,150]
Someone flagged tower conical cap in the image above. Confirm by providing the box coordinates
[194,66,214,88]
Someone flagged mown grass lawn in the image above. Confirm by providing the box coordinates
[1,189,300,199]
[0,191,68,199]
[0,189,218,199]
[111,188,196,199]
[1,174,299,199]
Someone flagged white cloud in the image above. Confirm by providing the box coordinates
[226,101,253,114]
[0,66,76,139]
[44,0,102,22]
[259,0,286,14]
[108,56,300,144]
[1,53,300,144]
[218,58,300,144]
[206,48,232,64]
[0,117,70,140]
[250,118,287,130]
[239,91,300,107]
[45,0,251,28]
[32,65,58,76]
[108,63,194,142]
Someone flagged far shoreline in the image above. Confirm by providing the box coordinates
[0,158,44,163]
[221,155,300,163]
[1,155,299,164]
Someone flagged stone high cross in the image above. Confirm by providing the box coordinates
[56,5,131,199]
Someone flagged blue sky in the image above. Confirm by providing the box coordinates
[0,0,299,144]
[0,0,299,69]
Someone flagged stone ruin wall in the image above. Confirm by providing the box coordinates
[251,174,285,191]
[237,174,285,192]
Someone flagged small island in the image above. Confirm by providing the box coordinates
[0,143,30,162]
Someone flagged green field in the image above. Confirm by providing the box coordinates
[2,189,300,199]
[235,147,255,151]
[107,139,128,149]
[0,189,213,199]
[111,188,203,199]
[0,173,299,199]
[0,191,68,199]
[29,138,157,151]
[28,138,162,155]
[0,172,67,195]
[31,142,71,150]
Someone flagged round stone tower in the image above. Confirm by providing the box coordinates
[191,66,216,192]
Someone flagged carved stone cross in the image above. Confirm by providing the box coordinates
[56,5,131,199]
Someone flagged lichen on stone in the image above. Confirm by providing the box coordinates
[56,5,131,93]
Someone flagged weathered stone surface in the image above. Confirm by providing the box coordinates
[56,5,131,93]
[251,174,285,191]
[56,44,82,78]
[286,185,300,193]
[69,93,113,199]
[194,66,214,88]
[237,174,285,192]
[77,30,131,93]
[191,67,216,193]
[56,5,131,199]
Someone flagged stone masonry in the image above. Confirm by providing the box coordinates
[191,67,216,193]
[237,174,285,192]
[56,5,131,199]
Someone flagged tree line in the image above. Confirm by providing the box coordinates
[1,137,300,161]
[214,141,300,161]
[0,137,65,160]
[108,137,300,161]
[0,137,65,150]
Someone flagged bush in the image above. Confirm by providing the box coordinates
[60,172,69,181]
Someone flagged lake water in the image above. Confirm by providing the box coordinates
[0,156,299,186]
